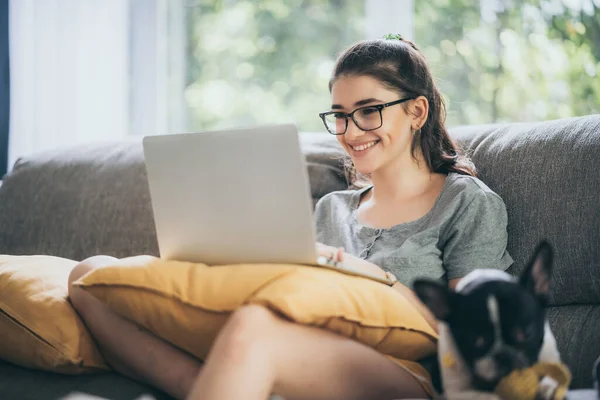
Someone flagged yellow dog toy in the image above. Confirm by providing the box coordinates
[442,354,571,399]
[494,362,571,400]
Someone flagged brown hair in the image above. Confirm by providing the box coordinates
[329,37,475,186]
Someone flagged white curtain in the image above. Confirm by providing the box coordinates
[8,0,185,170]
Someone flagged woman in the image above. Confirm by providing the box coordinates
[69,36,513,400]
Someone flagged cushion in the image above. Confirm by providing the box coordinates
[0,133,347,260]
[74,256,438,362]
[0,255,108,373]
[449,115,600,306]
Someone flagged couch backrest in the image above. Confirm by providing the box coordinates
[0,133,348,261]
[450,115,600,306]
[2,116,599,306]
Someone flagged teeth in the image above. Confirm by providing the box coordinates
[352,141,378,151]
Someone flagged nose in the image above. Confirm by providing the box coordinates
[494,351,515,376]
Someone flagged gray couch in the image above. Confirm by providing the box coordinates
[0,115,599,399]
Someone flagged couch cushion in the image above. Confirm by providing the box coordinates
[0,133,347,260]
[450,115,600,306]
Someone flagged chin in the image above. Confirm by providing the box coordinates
[352,162,377,176]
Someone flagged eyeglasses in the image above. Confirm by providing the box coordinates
[318,97,415,135]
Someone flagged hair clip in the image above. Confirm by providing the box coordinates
[383,33,404,41]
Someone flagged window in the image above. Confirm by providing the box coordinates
[9,1,599,168]
[178,0,599,131]
[180,0,411,132]
[416,0,600,126]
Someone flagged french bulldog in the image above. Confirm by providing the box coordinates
[414,241,562,399]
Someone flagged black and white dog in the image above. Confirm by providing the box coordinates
[414,241,562,399]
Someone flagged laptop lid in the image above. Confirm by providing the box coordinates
[142,124,319,266]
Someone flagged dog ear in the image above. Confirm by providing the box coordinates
[413,279,455,321]
[520,240,553,301]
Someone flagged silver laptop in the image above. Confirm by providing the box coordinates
[142,124,393,285]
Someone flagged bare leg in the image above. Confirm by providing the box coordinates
[68,256,202,399]
[188,305,429,400]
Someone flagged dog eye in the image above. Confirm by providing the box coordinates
[514,325,537,342]
[513,328,525,342]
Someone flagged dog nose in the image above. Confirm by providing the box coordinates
[494,352,514,375]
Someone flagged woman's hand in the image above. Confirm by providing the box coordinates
[316,242,388,279]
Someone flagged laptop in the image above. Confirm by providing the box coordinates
[142,124,394,286]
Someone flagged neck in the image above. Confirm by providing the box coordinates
[368,150,436,203]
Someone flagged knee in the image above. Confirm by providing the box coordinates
[68,255,117,311]
[228,305,277,335]
[216,305,279,358]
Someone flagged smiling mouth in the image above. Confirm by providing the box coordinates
[349,140,380,152]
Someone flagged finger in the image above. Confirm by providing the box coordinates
[336,247,345,262]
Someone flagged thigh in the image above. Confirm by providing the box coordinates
[68,255,202,399]
[262,311,429,400]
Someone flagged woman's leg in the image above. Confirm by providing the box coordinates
[68,256,202,399]
[188,305,428,400]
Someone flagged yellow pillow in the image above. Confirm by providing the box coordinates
[0,255,108,373]
[74,256,438,362]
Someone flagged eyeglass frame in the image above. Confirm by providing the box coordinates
[318,97,416,135]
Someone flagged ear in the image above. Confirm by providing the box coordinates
[408,96,429,130]
[520,240,554,301]
[413,279,455,321]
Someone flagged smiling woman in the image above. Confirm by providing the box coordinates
[60,34,516,400]
[177,36,515,400]
[322,39,476,189]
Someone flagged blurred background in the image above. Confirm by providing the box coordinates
[3,0,600,172]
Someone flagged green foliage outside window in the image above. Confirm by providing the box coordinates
[183,0,600,131]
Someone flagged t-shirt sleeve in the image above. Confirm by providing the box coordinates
[441,190,514,280]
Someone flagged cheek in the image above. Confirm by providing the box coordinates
[381,128,412,152]
[380,115,412,144]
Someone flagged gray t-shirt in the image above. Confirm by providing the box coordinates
[313,172,514,286]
